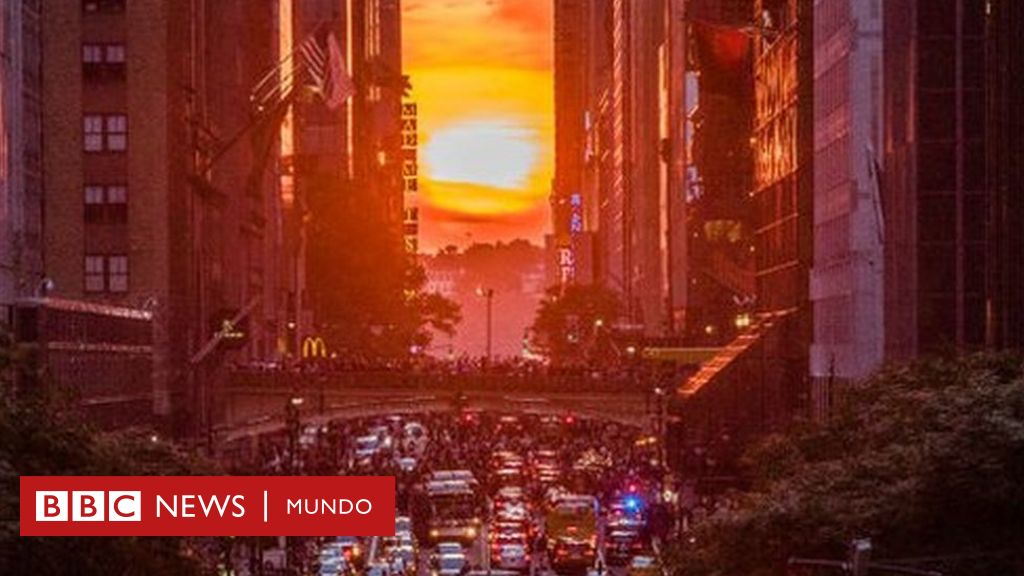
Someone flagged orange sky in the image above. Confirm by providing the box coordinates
[403,0,553,253]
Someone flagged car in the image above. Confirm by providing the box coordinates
[367,560,391,576]
[318,551,345,576]
[496,501,529,518]
[493,543,530,571]
[355,435,381,460]
[334,536,364,565]
[492,520,528,534]
[433,552,467,576]
[437,541,462,552]
[496,486,524,500]
[494,468,524,487]
[433,541,463,559]
[490,529,528,548]
[551,537,596,570]
[628,555,660,576]
[605,530,644,565]
[396,515,414,535]
[404,421,427,437]
[393,543,416,563]
[496,507,529,522]
[607,515,644,532]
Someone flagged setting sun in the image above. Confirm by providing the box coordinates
[424,119,538,192]
[403,0,553,251]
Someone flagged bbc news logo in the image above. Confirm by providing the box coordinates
[21,476,396,537]
[35,491,141,522]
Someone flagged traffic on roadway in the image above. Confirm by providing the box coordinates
[238,409,674,576]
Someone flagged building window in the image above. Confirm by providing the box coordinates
[105,44,125,63]
[83,114,127,152]
[83,43,126,81]
[85,255,106,292]
[84,254,129,293]
[84,184,128,224]
[84,115,104,151]
[106,115,127,150]
[83,0,126,13]
[108,255,129,292]
[82,44,104,63]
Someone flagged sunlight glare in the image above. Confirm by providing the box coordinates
[423,120,539,190]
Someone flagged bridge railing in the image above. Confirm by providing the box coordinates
[227,368,682,395]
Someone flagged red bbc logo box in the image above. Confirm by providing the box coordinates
[20,476,396,537]
[35,490,142,522]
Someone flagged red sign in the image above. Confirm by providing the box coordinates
[20,476,396,537]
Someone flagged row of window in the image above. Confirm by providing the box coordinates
[83,2,129,294]
[85,255,129,293]
[83,43,126,81]
[83,0,125,14]
[85,184,128,224]
[84,114,127,152]
[82,43,124,64]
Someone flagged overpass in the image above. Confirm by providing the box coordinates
[213,369,670,443]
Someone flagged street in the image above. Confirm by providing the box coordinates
[235,408,671,576]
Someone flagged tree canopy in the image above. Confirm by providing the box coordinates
[530,283,624,363]
[669,353,1024,576]
[0,331,221,575]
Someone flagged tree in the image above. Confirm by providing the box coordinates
[667,353,1024,576]
[530,284,624,363]
[0,329,222,575]
[381,264,462,357]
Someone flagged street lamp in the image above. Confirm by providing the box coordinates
[475,287,495,363]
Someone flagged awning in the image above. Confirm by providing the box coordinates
[641,347,722,365]
[677,309,795,399]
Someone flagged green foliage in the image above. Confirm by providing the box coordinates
[530,283,624,363]
[668,353,1024,576]
[309,196,461,358]
[0,330,221,575]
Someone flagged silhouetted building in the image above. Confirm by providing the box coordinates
[883,0,989,357]
[986,0,1024,350]
[554,0,688,338]
[809,0,885,415]
[552,0,593,284]
[686,0,756,345]
[302,0,407,341]
[39,0,289,432]
[677,0,814,452]
[1,0,43,316]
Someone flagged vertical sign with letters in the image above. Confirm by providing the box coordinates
[402,102,419,254]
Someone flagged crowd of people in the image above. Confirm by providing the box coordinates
[234,353,695,395]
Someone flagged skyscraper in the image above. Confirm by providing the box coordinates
[39,0,289,432]
[986,0,1024,350]
[809,0,885,413]
[0,0,43,317]
[883,0,989,358]
[749,0,814,423]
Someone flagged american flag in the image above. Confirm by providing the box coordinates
[251,30,355,113]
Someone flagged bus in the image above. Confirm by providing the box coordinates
[546,494,598,572]
[419,477,481,543]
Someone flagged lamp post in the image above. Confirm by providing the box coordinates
[476,287,495,363]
